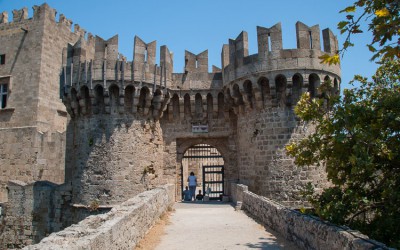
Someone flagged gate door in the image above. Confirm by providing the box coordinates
[182,144,224,200]
[203,165,224,200]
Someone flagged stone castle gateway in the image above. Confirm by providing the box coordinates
[0,4,341,247]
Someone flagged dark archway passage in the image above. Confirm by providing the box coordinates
[181,144,224,200]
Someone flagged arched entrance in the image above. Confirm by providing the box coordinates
[182,144,225,200]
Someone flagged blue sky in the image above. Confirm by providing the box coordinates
[0,0,378,90]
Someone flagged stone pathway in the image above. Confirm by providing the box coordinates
[154,202,298,250]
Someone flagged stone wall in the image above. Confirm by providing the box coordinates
[66,117,169,206]
[235,107,328,207]
[0,180,111,249]
[0,127,66,202]
[231,183,392,250]
[22,184,175,250]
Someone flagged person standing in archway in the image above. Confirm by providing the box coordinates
[187,172,197,201]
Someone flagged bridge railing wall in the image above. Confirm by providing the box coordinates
[22,184,175,250]
[231,183,392,250]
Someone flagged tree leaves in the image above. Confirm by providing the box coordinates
[340,5,357,13]
[367,44,377,52]
[338,21,350,30]
[332,0,400,63]
[375,8,390,17]
[319,54,340,65]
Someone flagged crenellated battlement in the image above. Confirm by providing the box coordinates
[55,18,339,103]
[59,17,340,124]
[0,4,92,45]
[221,22,340,85]
[184,50,208,73]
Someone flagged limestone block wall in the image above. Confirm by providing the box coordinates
[235,108,328,207]
[37,5,87,133]
[231,184,392,250]
[0,127,65,202]
[0,7,44,128]
[66,117,169,206]
[171,72,223,90]
[0,3,85,201]
[22,184,175,250]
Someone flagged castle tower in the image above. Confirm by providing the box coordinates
[0,4,88,202]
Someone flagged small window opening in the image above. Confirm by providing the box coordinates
[0,54,5,65]
[268,33,272,52]
[309,31,313,49]
[0,83,8,109]
[195,59,198,69]
[144,49,148,63]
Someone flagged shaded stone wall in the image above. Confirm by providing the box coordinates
[67,117,167,206]
[1,180,111,249]
[231,183,391,250]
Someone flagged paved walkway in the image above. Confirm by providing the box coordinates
[154,202,298,250]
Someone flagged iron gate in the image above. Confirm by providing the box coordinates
[203,165,224,200]
[182,144,224,200]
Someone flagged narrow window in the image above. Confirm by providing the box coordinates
[0,83,8,108]
[195,59,198,69]
[309,31,313,49]
[144,49,148,63]
[268,33,272,52]
[0,54,5,65]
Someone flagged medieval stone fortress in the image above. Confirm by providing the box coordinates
[2,3,386,249]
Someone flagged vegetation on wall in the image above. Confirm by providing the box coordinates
[287,0,400,247]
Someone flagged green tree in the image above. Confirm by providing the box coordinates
[286,60,400,247]
[288,0,400,246]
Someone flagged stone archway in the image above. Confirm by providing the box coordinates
[176,137,237,200]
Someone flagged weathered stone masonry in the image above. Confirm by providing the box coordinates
[61,18,340,207]
[0,3,341,248]
[231,183,390,250]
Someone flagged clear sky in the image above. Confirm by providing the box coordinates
[0,0,378,91]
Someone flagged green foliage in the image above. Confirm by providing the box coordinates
[320,0,399,64]
[339,0,400,61]
[287,60,400,248]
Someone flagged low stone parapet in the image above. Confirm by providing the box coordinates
[23,184,175,250]
[231,183,392,250]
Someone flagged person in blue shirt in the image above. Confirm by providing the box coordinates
[182,186,191,201]
[187,172,197,201]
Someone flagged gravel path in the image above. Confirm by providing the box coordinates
[154,201,298,250]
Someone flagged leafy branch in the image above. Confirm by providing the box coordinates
[320,0,400,64]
